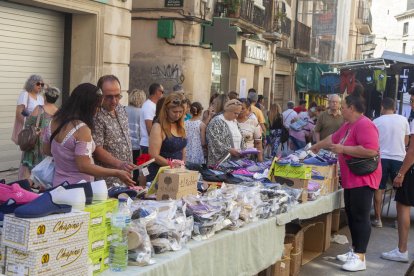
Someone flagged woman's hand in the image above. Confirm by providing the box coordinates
[229,148,241,157]
[310,144,320,154]
[118,161,135,173]
[393,174,404,188]
[116,170,135,186]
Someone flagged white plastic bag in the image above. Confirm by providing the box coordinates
[30,156,55,189]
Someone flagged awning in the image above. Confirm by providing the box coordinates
[295,62,331,93]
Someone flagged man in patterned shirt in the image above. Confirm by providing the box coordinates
[93,75,135,187]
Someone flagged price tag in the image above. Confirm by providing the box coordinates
[142,167,149,176]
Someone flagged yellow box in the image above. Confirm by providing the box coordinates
[105,199,118,228]
[89,250,104,275]
[5,240,88,275]
[85,202,107,229]
[271,163,312,180]
[101,248,110,272]
[2,211,89,252]
[89,227,106,255]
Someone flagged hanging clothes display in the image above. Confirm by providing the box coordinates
[340,70,356,94]
[295,63,331,93]
[319,73,340,94]
[373,69,387,92]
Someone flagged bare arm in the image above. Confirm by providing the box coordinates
[405,135,409,146]
[149,123,169,166]
[15,105,25,125]
[145,119,153,136]
[75,127,135,186]
[93,146,124,169]
[314,132,321,143]
[254,139,263,162]
[394,135,414,187]
[330,144,378,158]
[310,134,333,153]
[200,122,207,146]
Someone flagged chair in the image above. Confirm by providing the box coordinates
[381,182,394,217]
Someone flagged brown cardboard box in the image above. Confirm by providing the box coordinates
[156,170,199,200]
[285,224,304,276]
[311,164,336,179]
[311,178,331,195]
[331,177,339,191]
[331,209,341,233]
[301,222,325,265]
[275,177,308,203]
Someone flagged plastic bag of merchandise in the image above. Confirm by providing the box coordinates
[128,220,155,266]
[236,185,262,223]
[30,156,54,190]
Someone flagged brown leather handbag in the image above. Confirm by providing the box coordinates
[17,107,43,151]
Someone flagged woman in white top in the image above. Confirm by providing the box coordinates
[185,102,205,164]
[12,74,45,145]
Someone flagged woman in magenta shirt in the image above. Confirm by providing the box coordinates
[311,93,381,272]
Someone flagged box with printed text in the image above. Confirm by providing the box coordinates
[85,201,107,229]
[5,240,88,275]
[2,211,89,252]
[156,169,199,200]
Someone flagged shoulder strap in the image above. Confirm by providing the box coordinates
[25,92,30,108]
[35,106,44,128]
[49,119,71,143]
[61,123,86,145]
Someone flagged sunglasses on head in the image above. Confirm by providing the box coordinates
[171,98,186,105]
[227,101,242,107]
[36,82,44,87]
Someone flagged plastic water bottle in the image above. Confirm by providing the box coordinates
[109,198,131,272]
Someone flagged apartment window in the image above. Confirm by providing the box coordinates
[403,43,407,54]
[403,22,409,36]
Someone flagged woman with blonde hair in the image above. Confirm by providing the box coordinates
[126,88,147,182]
[267,103,285,157]
[147,92,187,182]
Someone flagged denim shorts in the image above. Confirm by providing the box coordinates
[380,158,403,189]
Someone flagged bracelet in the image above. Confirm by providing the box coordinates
[397,172,404,178]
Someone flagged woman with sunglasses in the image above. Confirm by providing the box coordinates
[147,92,188,182]
[12,75,46,179]
[206,99,245,166]
[43,83,135,187]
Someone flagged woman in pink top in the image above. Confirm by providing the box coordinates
[43,83,134,187]
[311,92,381,272]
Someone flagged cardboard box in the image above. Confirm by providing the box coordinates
[331,209,341,233]
[301,222,325,265]
[275,177,308,203]
[101,248,110,272]
[88,228,106,255]
[2,211,89,252]
[105,199,118,228]
[156,170,199,200]
[311,165,336,179]
[272,256,290,276]
[5,240,88,275]
[331,177,339,191]
[89,250,104,275]
[85,201,107,229]
[284,224,304,276]
[310,178,331,195]
[271,164,312,180]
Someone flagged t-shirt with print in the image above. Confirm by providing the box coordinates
[17,91,44,114]
[139,99,156,147]
[238,117,262,149]
[331,115,382,190]
[373,114,410,161]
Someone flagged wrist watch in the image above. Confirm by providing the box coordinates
[397,172,404,178]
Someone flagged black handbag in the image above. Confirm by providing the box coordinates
[345,156,379,176]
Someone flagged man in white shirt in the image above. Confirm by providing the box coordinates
[282,101,297,129]
[139,83,164,154]
[372,97,410,227]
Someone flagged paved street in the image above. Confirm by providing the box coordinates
[301,198,414,276]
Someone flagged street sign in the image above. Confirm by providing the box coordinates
[203,18,237,52]
[165,0,183,7]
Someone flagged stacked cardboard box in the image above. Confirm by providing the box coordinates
[156,169,200,200]
[2,211,89,275]
[84,199,118,275]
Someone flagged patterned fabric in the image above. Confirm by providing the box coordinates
[21,108,53,169]
[206,115,245,166]
[237,117,261,149]
[93,105,132,186]
[185,120,204,164]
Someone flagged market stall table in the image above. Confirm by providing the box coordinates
[102,189,344,276]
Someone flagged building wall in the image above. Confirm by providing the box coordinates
[334,0,351,62]
[372,0,406,57]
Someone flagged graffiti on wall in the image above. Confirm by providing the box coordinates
[130,62,185,93]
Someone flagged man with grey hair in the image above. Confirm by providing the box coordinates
[282,101,297,129]
[314,94,344,142]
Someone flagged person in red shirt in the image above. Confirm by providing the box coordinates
[293,99,307,113]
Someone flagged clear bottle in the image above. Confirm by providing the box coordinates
[109,198,131,272]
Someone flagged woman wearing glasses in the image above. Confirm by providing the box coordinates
[43,83,134,187]
[206,99,245,166]
[12,75,46,179]
[147,92,188,182]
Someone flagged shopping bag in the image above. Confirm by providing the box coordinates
[30,156,55,189]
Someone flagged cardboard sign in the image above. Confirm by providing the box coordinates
[156,170,199,200]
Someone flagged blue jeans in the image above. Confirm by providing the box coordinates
[380,158,403,189]
[289,135,306,151]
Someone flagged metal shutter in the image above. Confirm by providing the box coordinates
[0,1,64,171]
[274,75,285,107]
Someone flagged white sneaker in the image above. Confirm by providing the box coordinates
[342,254,366,272]
[381,248,409,262]
[91,180,108,201]
[50,186,86,211]
[371,219,383,228]
[337,250,358,263]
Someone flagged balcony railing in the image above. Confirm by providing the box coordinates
[274,16,291,36]
[295,20,311,53]
[225,0,273,30]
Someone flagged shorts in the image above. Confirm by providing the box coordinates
[395,166,414,207]
[379,159,403,189]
